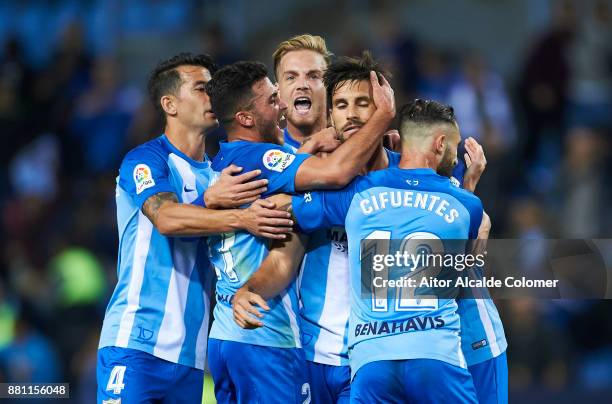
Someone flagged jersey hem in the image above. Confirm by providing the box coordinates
[98,342,204,370]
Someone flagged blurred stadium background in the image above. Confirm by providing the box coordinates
[0,0,610,402]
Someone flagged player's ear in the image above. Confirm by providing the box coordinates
[236,111,254,128]
[434,133,446,155]
[161,95,177,116]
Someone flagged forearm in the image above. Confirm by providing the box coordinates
[244,232,307,299]
[296,136,319,154]
[245,220,306,300]
[463,178,477,193]
[320,111,389,185]
[154,203,243,236]
[244,255,296,300]
[304,112,390,191]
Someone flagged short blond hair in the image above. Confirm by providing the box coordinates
[272,34,331,79]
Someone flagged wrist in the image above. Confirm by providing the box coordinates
[373,108,394,127]
[204,192,219,209]
[462,179,476,193]
[299,136,316,153]
[232,209,246,231]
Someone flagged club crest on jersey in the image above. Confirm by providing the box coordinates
[262,149,295,172]
[133,164,155,194]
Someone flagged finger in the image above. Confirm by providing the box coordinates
[464,138,476,150]
[243,315,264,329]
[464,153,472,167]
[233,314,248,329]
[244,303,264,318]
[222,164,243,176]
[370,71,381,89]
[233,309,251,328]
[234,179,268,193]
[250,294,270,311]
[259,232,288,240]
[258,226,293,234]
[378,73,391,88]
[235,306,264,327]
[259,217,294,227]
[258,209,293,219]
[235,187,268,199]
[465,142,480,158]
[235,169,263,183]
[468,137,482,147]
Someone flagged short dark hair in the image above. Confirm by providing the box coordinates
[323,51,389,107]
[398,99,456,127]
[147,53,217,117]
[205,61,269,125]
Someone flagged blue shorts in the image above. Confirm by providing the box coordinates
[305,361,350,404]
[468,352,508,404]
[96,346,203,404]
[208,338,308,404]
[351,359,478,404]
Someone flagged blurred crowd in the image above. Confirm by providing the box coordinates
[0,1,611,402]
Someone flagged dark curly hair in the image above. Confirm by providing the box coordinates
[205,61,269,125]
[323,51,390,107]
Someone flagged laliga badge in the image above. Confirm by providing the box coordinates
[134,164,155,194]
[262,149,295,173]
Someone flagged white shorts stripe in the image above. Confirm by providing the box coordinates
[115,212,152,347]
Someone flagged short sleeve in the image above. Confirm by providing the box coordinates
[292,179,359,233]
[467,196,484,239]
[257,146,310,194]
[118,147,175,209]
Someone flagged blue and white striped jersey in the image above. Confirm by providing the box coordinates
[298,149,401,366]
[208,140,310,348]
[99,135,215,370]
[293,168,484,376]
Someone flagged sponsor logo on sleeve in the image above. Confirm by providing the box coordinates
[133,164,155,194]
[262,149,296,173]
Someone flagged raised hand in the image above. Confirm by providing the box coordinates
[462,137,487,193]
[370,71,395,120]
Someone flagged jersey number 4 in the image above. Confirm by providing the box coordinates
[106,365,126,395]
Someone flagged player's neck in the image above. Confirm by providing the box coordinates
[364,142,388,174]
[286,117,326,142]
[398,149,437,171]
[164,124,207,162]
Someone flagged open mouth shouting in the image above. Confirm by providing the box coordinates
[294,96,312,115]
